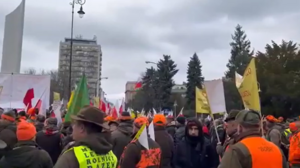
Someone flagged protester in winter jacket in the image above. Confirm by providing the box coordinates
[1,109,17,132]
[60,121,73,148]
[216,109,239,157]
[265,115,282,147]
[0,121,53,168]
[17,111,27,122]
[54,106,117,168]
[173,118,216,168]
[105,116,119,132]
[36,118,63,164]
[27,108,39,122]
[35,115,45,132]
[0,128,17,159]
[166,116,176,137]
[111,112,133,161]
[119,116,161,168]
[174,116,186,146]
[288,121,300,168]
[219,110,287,168]
[153,114,174,168]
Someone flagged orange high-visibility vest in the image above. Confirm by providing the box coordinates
[289,132,300,164]
[240,137,283,168]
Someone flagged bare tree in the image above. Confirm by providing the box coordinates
[22,68,69,104]
[23,68,37,75]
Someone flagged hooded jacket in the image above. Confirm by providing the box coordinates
[173,118,217,168]
[0,141,53,168]
[54,132,113,168]
[111,120,133,160]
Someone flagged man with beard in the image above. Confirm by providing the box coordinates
[174,118,216,168]
[217,109,240,157]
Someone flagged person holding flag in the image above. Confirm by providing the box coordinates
[118,116,161,168]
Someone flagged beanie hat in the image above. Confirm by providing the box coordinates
[119,112,132,121]
[27,108,38,116]
[46,118,57,126]
[17,121,37,141]
[176,116,186,125]
[2,110,16,122]
[153,114,167,126]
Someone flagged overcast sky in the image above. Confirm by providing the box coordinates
[0,0,300,102]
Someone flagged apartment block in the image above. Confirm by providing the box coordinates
[58,37,102,99]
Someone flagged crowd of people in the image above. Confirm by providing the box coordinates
[0,106,297,168]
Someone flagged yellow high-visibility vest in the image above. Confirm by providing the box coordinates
[72,146,117,168]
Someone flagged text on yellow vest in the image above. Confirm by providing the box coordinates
[71,145,117,168]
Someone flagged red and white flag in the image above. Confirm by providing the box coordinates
[23,88,34,109]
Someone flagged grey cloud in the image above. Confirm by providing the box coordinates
[2,0,300,101]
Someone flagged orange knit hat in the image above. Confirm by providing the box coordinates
[134,116,149,128]
[27,108,36,116]
[266,115,275,122]
[153,114,167,126]
[105,116,117,122]
[17,121,36,141]
[290,122,298,132]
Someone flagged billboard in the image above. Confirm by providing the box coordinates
[0,73,50,115]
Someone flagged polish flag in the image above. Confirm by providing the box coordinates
[111,106,118,119]
[99,91,106,113]
[118,98,125,114]
[106,103,111,114]
[134,82,142,90]
[35,99,42,114]
[90,100,93,106]
[23,88,34,109]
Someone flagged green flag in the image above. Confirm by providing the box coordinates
[65,75,90,122]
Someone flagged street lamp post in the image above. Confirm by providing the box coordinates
[68,0,86,100]
[95,77,108,97]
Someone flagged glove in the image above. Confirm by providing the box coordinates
[216,142,223,155]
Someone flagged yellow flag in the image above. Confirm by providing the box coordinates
[53,92,60,101]
[67,91,74,109]
[238,58,260,112]
[131,111,136,119]
[93,97,100,108]
[133,124,146,140]
[195,87,211,114]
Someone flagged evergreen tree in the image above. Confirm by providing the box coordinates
[139,67,157,111]
[156,55,179,108]
[185,53,204,110]
[225,24,253,78]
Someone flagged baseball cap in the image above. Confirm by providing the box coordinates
[235,109,261,126]
[134,116,149,128]
[153,114,166,126]
[224,109,240,122]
